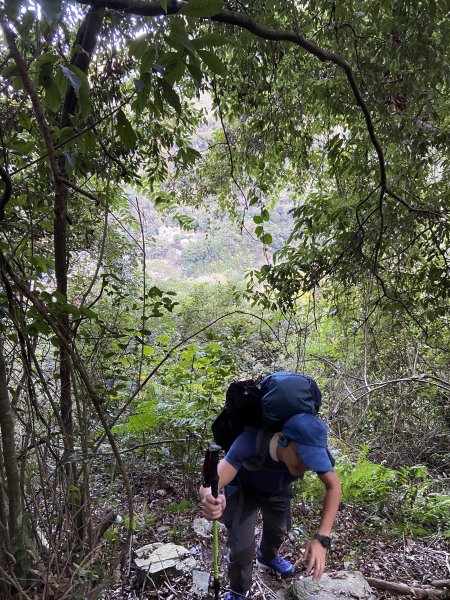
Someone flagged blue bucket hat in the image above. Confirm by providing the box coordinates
[282,413,333,473]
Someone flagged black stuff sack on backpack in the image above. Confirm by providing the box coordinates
[211,380,263,451]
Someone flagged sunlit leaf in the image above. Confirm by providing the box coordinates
[61,65,81,92]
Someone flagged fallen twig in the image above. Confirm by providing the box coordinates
[367,577,449,598]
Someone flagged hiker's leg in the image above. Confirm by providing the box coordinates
[223,485,257,596]
[258,492,291,561]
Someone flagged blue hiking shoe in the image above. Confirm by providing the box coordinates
[224,593,246,600]
[256,554,295,578]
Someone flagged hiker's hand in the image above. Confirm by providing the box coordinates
[201,492,226,521]
[302,540,327,580]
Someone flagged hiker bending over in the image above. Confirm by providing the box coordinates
[200,413,341,600]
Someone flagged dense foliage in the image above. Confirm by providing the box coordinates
[0,0,448,597]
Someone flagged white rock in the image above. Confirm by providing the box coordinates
[134,542,198,585]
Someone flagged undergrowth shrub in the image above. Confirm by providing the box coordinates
[298,446,450,537]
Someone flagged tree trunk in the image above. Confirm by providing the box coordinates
[0,336,30,583]
[56,5,105,547]
[0,441,11,596]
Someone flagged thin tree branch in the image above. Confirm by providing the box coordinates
[0,17,64,190]
[385,187,443,217]
[0,252,135,571]
[0,165,12,221]
[10,93,136,177]
[74,0,387,187]
[94,309,281,448]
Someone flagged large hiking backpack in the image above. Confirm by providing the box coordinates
[211,372,322,453]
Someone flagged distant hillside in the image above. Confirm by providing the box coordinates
[138,196,295,282]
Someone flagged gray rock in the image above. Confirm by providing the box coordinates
[278,571,376,600]
[192,569,210,596]
[193,518,225,537]
[134,542,198,585]
[193,518,212,538]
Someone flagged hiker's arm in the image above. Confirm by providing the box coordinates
[199,458,238,521]
[317,470,341,535]
[302,470,341,580]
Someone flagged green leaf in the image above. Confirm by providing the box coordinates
[159,80,182,114]
[192,33,230,48]
[186,60,203,83]
[78,85,90,120]
[166,33,197,56]
[61,64,90,119]
[197,49,227,76]
[140,47,156,74]
[58,127,74,143]
[180,0,224,17]
[129,35,150,60]
[5,0,21,19]
[80,307,97,319]
[81,129,97,153]
[45,80,61,113]
[255,225,264,236]
[37,60,54,87]
[170,16,188,37]
[36,52,59,67]
[54,68,67,95]
[161,0,168,12]
[262,233,273,245]
[143,346,155,356]
[158,51,181,67]
[116,110,137,150]
[165,59,186,85]
[253,215,263,224]
[10,139,35,155]
[41,0,62,25]
[103,526,118,542]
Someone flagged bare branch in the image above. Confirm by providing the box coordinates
[0,252,135,570]
[0,165,12,221]
[385,187,443,217]
[74,0,387,186]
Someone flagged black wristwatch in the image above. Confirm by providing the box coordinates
[314,534,331,549]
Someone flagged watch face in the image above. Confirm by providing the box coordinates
[315,534,331,548]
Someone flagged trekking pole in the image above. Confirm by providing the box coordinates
[202,444,221,600]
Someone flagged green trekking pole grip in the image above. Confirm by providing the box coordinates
[204,444,221,599]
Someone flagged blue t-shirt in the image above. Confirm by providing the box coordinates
[224,428,299,495]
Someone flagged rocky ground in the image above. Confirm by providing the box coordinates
[100,462,449,600]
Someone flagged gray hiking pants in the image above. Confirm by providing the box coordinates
[222,483,292,596]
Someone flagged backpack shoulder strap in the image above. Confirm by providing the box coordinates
[242,428,274,471]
